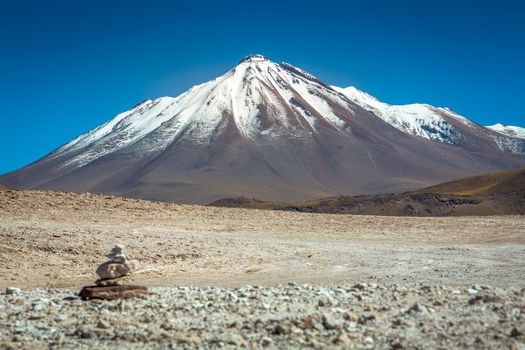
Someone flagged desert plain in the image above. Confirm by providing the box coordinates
[1,188,524,348]
[1,188,524,289]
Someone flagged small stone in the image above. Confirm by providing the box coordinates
[76,327,94,339]
[97,319,110,329]
[466,287,478,295]
[260,336,273,347]
[174,334,202,345]
[229,320,242,329]
[54,315,67,322]
[317,296,334,307]
[407,302,428,314]
[227,291,238,303]
[322,314,339,330]
[510,327,523,338]
[355,283,367,290]
[5,287,21,295]
[334,333,351,345]
[274,324,289,335]
[343,312,357,321]
[32,303,45,312]
[228,334,246,346]
[392,341,404,349]
[468,295,484,305]
[363,336,374,345]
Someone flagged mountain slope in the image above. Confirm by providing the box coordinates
[333,86,525,155]
[1,55,525,204]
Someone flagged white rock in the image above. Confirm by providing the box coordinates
[54,315,67,322]
[33,303,45,312]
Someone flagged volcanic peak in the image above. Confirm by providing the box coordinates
[239,54,268,63]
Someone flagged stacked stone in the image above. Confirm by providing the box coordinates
[79,244,148,300]
[95,244,132,286]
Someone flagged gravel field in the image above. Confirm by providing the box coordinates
[1,283,524,349]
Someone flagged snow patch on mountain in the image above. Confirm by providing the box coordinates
[491,134,525,155]
[332,86,466,144]
[487,123,525,139]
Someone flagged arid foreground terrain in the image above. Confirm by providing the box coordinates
[1,188,524,348]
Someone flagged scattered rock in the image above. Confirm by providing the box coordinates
[407,302,428,314]
[334,332,351,345]
[466,287,478,295]
[322,314,339,330]
[355,283,367,290]
[468,294,503,305]
[510,327,523,338]
[54,314,67,322]
[260,336,273,347]
[363,336,374,345]
[274,324,289,335]
[228,334,246,346]
[5,287,21,295]
[391,341,404,349]
[96,319,110,329]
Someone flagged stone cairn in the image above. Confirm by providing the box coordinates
[79,244,148,300]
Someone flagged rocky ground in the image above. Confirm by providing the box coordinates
[1,283,524,349]
[1,188,524,348]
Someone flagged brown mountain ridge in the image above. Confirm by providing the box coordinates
[208,167,525,216]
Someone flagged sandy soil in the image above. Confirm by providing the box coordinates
[1,189,524,290]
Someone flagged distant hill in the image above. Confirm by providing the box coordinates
[208,168,525,216]
[415,167,525,196]
[0,184,9,191]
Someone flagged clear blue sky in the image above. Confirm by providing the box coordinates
[1,0,524,174]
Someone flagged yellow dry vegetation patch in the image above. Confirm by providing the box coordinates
[420,167,525,196]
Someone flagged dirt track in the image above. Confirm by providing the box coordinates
[1,189,524,290]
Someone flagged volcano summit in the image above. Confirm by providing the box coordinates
[2,55,525,203]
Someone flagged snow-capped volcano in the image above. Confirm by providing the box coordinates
[2,55,525,203]
[51,54,356,169]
